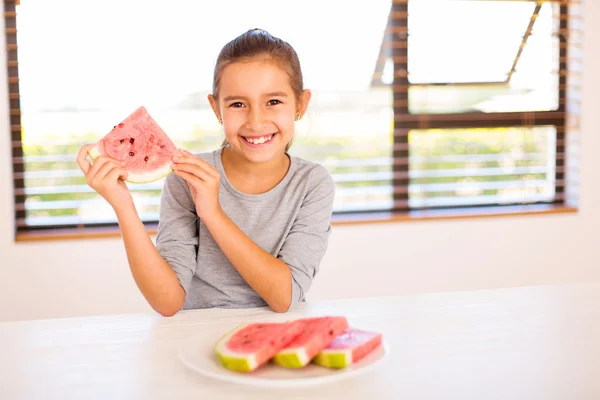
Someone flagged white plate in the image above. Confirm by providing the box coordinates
[178,330,390,388]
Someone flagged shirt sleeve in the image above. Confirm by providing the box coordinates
[277,164,336,310]
[155,173,199,295]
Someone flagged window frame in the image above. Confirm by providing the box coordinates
[5,0,578,239]
[383,0,569,214]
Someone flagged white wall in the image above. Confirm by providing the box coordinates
[1,2,599,323]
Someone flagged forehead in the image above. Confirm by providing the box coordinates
[219,58,293,97]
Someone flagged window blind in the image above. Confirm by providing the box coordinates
[5,0,582,233]
[384,0,582,213]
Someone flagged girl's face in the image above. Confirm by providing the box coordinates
[209,57,310,165]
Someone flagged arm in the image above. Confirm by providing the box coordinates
[204,166,334,312]
[115,204,186,317]
[76,145,191,317]
[273,166,335,309]
[117,172,199,316]
[202,210,294,313]
[172,151,335,312]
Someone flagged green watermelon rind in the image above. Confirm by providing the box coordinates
[272,347,310,369]
[88,144,173,184]
[213,324,258,373]
[313,349,353,369]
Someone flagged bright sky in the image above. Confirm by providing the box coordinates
[16,0,555,112]
[16,0,391,112]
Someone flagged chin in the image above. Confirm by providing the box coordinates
[240,148,284,164]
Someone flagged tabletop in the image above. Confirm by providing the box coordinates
[1,282,599,400]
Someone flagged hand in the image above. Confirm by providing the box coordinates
[76,144,134,213]
[172,149,221,222]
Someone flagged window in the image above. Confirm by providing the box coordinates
[6,0,581,234]
[384,0,581,212]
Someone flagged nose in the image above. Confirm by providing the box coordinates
[246,106,267,132]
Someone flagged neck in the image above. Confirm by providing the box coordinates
[221,146,290,194]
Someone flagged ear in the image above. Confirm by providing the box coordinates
[207,94,222,123]
[295,89,312,120]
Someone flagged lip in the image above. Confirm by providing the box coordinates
[241,133,277,148]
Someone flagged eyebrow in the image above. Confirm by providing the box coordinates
[223,92,289,102]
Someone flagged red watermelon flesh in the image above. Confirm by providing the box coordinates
[313,328,382,369]
[214,321,304,372]
[272,316,349,368]
[88,106,178,183]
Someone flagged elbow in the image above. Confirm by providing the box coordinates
[270,304,289,314]
[152,296,185,318]
[153,303,181,317]
[268,271,298,313]
[269,294,293,314]
[156,306,180,317]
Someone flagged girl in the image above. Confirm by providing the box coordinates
[76,29,336,316]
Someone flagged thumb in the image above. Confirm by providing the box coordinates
[119,169,129,181]
[186,181,196,198]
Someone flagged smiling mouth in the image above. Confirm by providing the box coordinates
[242,133,276,145]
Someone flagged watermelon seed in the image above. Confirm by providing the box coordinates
[160,145,165,149]
[119,139,124,144]
[129,152,135,156]
[243,340,251,345]
[113,125,116,129]
[129,138,134,144]
[118,123,124,128]
[144,156,149,162]
[329,330,334,335]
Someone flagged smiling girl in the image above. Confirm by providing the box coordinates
[77,29,335,316]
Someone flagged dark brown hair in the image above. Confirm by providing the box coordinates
[214,29,304,150]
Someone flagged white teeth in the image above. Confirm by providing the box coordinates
[246,134,273,144]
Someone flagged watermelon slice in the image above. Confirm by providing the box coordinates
[272,316,349,368]
[214,321,304,372]
[88,106,177,183]
[313,328,383,369]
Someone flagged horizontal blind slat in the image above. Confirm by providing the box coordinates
[9,0,580,230]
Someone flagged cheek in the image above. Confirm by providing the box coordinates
[274,117,295,134]
[222,112,244,135]
[271,110,296,134]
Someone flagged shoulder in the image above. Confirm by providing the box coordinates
[290,155,335,198]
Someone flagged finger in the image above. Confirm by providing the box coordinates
[172,163,214,181]
[88,156,124,181]
[174,170,204,191]
[174,150,219,178]
[94,160,121,182]
[76,144,95,175]
[87,156,121,181]
[106,167,129,183]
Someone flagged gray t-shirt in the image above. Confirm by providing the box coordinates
[155,146,335,311]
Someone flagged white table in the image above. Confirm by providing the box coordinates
[1,283,599,400]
